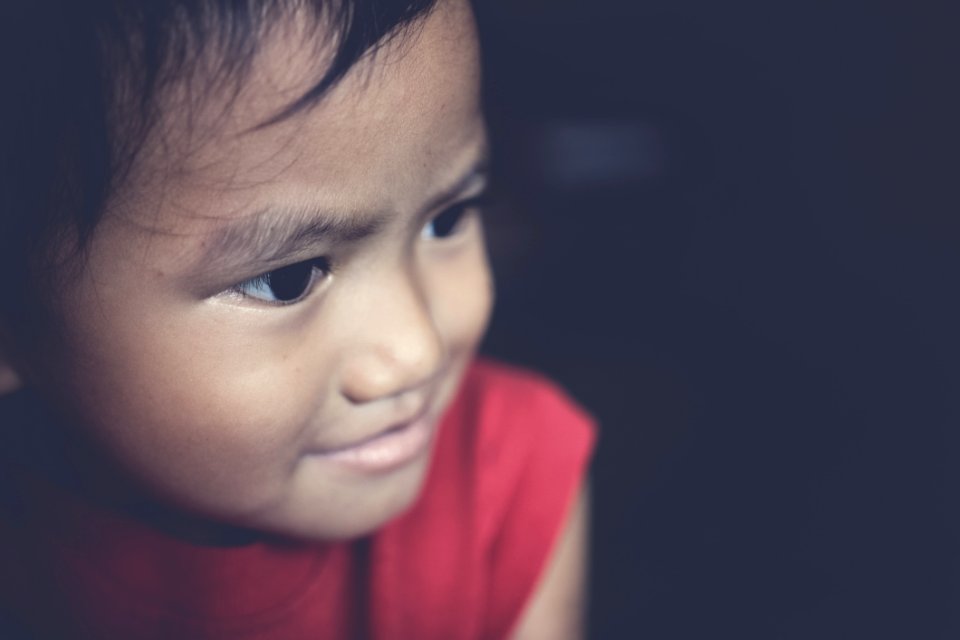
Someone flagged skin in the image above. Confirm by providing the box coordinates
[0,0,587,634]
[512,487,590,640]
[8,0,491,541]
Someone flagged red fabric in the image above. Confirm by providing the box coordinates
[0,359,595,639]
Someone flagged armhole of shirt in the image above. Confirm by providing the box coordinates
[472,361,597,639]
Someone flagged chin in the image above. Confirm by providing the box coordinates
[262,453,433,542]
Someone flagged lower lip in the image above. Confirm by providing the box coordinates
[313,416,435,474]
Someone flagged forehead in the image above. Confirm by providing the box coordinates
[112,0,483,235]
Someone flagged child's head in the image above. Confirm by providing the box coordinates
[0,0,492,540]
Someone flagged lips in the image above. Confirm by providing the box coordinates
[309,406,437,474]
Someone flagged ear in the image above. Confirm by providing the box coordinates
[0,326,25,395]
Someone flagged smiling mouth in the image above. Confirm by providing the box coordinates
[311,413,436,474]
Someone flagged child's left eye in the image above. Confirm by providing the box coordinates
[230,257,330,305]
[421,201,477,240]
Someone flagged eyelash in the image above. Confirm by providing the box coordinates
[230,257,332,306]
[230,194,488,306]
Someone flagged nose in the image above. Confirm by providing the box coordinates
[339,269,445,404]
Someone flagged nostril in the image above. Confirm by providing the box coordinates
[340,336,444,405]
[338,269,446,404]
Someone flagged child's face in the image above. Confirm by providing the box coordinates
[28,0,491,540]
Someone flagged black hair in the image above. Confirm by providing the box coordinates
[0,0,437,333]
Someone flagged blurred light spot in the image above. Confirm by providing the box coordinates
[534,120,663,189]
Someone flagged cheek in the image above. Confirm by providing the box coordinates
[48,303,326,513]
[428,240,494,355]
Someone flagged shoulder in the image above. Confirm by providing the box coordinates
[453,357,596,449]
[453,358,596,638]
[443,359,595,525]
[376,358,596,638]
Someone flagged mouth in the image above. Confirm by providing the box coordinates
[309,409,437,474]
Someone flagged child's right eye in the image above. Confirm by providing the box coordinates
[230,257,331,305]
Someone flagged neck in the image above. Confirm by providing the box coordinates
[0,388,276,548]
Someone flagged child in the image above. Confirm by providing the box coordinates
[0,0,594,638]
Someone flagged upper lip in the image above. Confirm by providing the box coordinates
[310,402,431,455]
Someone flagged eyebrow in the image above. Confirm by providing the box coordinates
[196,150,490,277]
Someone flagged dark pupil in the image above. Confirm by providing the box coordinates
[432,205,465,237]
[267,261,314,301]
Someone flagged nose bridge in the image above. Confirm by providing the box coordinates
[340,262,444,404]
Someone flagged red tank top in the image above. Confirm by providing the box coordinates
[0,359,595,639]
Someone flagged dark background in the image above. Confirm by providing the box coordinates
[473,0,959,637]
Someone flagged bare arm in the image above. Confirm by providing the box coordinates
[510,484,590,640]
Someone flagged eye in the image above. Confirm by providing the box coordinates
[421,197,484,240]
[231,257,330,305]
